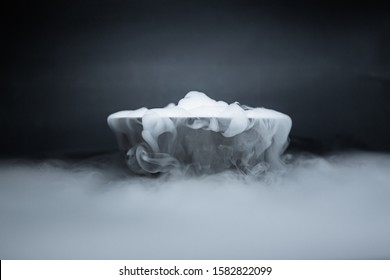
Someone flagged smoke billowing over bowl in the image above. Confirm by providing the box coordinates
[108,92,292,175]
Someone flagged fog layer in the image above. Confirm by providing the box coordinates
[0,152,389,259]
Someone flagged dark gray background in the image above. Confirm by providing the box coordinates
[2,0,390,157]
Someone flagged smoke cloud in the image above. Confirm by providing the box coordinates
[107,92,292,175]
[0,151,389,259]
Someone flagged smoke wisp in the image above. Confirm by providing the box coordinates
[0,152,389,259]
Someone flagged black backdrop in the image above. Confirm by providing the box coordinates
[2,0,390,157]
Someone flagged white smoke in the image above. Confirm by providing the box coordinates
[1,151,389,259]
[107,92,292,174]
